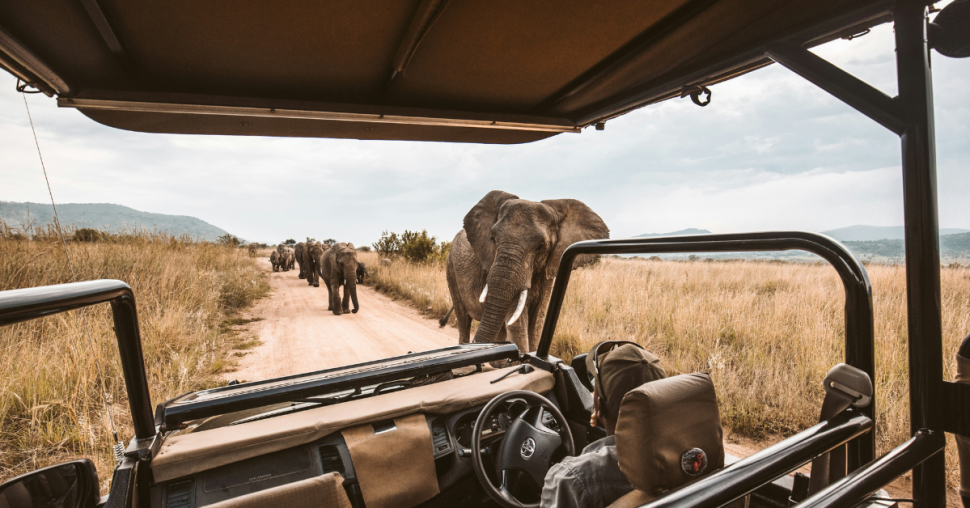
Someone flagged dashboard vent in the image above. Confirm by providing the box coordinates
[165,479,194,508]
[430,418,451,457]
[319,445,346,477]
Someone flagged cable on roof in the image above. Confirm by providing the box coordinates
[21,91,126,464]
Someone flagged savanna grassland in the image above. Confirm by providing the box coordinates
[369,255,969,489]
[0,223,269,489]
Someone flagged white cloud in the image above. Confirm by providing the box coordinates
[1,23,968,245]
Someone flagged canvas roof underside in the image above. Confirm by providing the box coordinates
[0,0,893,143]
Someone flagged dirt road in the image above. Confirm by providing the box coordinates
[227,258,457,382]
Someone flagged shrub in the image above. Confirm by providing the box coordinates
[323,238,336,246]
[74,228,109,242]
[400,230,438,263]
[218,234,242,247]
[373,230,401,257]
[283,239,296,246]
[358,245,372,252]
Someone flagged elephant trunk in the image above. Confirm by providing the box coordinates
[473,248,530,345]
[345,266,360,313]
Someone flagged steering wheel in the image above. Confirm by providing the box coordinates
[471,390,576,508]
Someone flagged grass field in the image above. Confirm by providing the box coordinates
[369,254,969,489]
[0,224,269,489]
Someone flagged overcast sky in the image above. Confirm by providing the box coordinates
[2,23,968,246]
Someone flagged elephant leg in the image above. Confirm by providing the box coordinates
[341,284,351,312]
[325,279,334,311]
[331,282,342,315]
[456,310,472,344]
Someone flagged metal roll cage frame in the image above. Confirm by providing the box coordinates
[0,1,966,507]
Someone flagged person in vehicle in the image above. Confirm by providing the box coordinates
[541,341,667,508]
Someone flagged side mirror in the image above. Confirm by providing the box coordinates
[0,460,99,508]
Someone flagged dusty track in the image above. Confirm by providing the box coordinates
[226,258,457,382]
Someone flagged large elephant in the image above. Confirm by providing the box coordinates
[294,242,306,279]
[443,190,609,353]
[321,243,360,315]
[306,242,328,287]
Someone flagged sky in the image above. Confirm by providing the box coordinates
[1,22,968,246]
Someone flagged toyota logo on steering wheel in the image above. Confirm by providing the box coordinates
[520,438,536,460]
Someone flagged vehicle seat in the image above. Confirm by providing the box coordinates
[608,373,745,508]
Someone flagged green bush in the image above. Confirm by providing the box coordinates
[373,230,401,257]
[218,234,242,247]
[374,230,449,263]
[73,228,109,242]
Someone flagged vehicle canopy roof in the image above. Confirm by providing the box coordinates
[0,0,890,143]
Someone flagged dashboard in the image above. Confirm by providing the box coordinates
[151,393,563,508]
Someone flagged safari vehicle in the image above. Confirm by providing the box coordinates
[1,0,968,507]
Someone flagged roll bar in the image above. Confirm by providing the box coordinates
[537,231,876,467]
[0,280,155,440]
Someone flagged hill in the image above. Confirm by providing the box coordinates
[844,232,970,261]
[635,228,712,237]
[822,225,969,241]
[0,201,230,241]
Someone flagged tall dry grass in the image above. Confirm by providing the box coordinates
[364,252,455,322]
[0,223,269,489]
[370,255,969,489]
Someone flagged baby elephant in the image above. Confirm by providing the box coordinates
[356,261,367,284]
[322,243,360,315]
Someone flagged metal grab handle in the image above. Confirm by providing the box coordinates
[536,231,875,467]
[0,279,155,439]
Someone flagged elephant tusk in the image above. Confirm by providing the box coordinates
[507,290,528,326]
[479,285,488,303]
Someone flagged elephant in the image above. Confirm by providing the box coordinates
[306,242,329,287]
[380,258,392,266]
[356,261,367,284]
[248,244,257,258]
[442,190,609,354]
[270,250,280,272]
[294,242,306,279]
[277,246,295,272]
[321,242,360,315]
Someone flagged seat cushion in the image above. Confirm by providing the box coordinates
[614,373,724,496]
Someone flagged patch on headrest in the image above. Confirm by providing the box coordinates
[681,448,708,476]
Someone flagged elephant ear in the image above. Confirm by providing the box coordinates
[541,199,610,280]
[463,190,519,273]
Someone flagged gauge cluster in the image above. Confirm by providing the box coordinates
[449,398,559,450]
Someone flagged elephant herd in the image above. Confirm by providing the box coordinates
[275,242,364,315]
[440,191,609,355]
[263,190,608,354]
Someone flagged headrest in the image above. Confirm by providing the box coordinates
[614,373,724,495]
[586,343,667,419]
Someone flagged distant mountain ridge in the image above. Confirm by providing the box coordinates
[821,225,969,241]
[627,226,969,262]
[0,201,229,241]
[635,228,713,237]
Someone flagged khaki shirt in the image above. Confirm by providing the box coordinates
[540,436,633,508]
